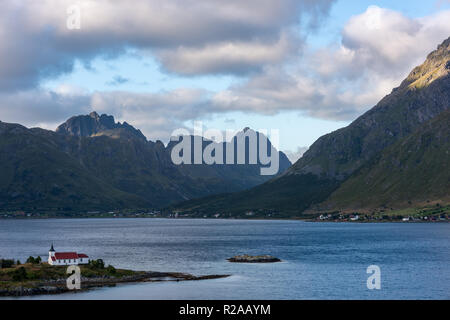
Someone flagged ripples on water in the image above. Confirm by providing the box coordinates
[0,218,449,299]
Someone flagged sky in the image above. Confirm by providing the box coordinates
[1,0,450,162]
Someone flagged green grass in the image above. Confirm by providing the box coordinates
[322,110,450,212]
[171,173,340,217]
[0,262,142,290]
[374,204,450,218]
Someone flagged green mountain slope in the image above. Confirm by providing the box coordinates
[56,133,201,207]
[170,172,340,217]
[288,36,450,180]
[0,122,149,211]
[55,115,290,207]
[318,110,450,211]
[172,36,450,216]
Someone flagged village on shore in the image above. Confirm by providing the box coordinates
[0,202,449,222]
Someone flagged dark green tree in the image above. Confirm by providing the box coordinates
[106,265,116,275]
[0,259,15,268]
[26,256,36,264]
[89,259,105,269]
[12,267,27,281]
[26,256,42,264]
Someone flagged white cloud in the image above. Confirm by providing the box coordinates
[90,88,213,140]
[209,7,450,121]
[0,0,335,91]
[0,87,213,142]
[338,6,450,77]
[313,7,450,84]
[1,4,449,145]
[157,32,300,75]
[0,89,90,125]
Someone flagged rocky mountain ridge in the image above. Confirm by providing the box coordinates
[0,113,290,211]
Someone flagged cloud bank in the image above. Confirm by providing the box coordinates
[0,0,334,91]
[213,6,450,121]
[0,2,449,145]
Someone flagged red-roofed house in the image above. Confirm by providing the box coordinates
[48,244,90,266]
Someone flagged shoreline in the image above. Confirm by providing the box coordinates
[1,204,449,223]
[0,216,448,223]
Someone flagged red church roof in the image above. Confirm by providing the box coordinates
[54,252,89,260]
[55,252,79,260]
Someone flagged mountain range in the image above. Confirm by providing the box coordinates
[0,113,290,212]
[172,36,450,217]
[2,36,449,217]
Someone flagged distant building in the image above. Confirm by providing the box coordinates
[48,244,89,266]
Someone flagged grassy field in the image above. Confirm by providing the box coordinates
[378,204,450,218]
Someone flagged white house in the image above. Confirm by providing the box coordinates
[48,244,89,266]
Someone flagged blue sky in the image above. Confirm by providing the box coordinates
[2,0,450,161]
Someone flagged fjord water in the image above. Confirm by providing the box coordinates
[0,218,449,300]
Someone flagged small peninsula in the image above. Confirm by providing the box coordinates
[0,258,229,297]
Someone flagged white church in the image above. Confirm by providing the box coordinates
[48,244,90,266]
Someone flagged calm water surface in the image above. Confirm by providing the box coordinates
[0,218,449,299]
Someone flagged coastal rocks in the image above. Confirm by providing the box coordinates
[0,271,230,297]
[0,285,66,297]
[227,255,281,263]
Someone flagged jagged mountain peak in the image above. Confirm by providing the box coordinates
[400,36,450,90]
[89,111,99,119]
[56,111,147,141]
[0,116,292,211]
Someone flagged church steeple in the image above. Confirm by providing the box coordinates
[48,244,56,262]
